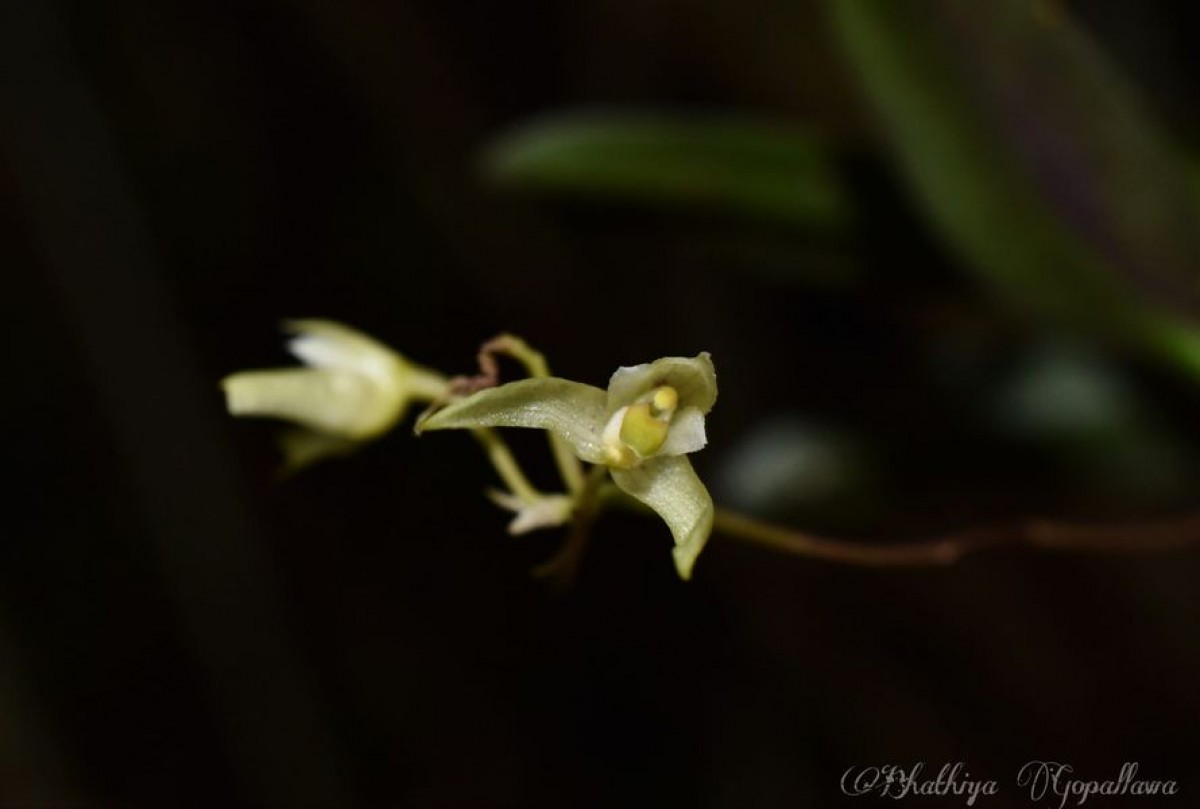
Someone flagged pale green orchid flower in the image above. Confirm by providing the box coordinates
[417,354,717,579]
[222,320,446,469]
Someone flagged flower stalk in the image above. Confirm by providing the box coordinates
[476,334,585,494]
[712,508,1200,566]
[471,427,541,504]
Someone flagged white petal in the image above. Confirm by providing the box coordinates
[611,455,714,580]
[660,407,707,456]
[486,490,575,535]
[285,319,404,387]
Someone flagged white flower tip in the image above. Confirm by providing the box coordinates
[282,319,405,384]
[486,489,574,535]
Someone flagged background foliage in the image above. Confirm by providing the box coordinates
[3,0,1200,805]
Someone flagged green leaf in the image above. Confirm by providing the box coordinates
[485,112,852,230]
[829,0,1200,373]
[416,378,609,464]
[612,456,714,580]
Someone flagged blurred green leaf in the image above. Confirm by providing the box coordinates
[829,0,1200,376]
[484,112,853,231]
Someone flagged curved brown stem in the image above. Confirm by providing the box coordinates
[713,507,1200,567]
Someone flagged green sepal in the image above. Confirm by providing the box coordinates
[223,368,385,439]
[417,378,609,464]
[612,455,714,580]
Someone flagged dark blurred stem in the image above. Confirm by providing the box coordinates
[533,465,609,588]
[713,507,1200,566]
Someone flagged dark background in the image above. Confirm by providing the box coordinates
[2,0,1200,806]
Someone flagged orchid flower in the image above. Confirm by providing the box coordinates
[221,320,446,468]
[417,354,717,579]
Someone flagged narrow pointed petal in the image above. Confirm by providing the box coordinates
[611,455,714,580]
[606,353,717,414]
[417,378,608,464]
